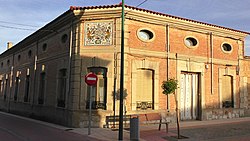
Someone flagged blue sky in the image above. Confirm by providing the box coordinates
[0,0,249,54]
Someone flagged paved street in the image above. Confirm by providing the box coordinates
[0,112,100,141]
[1,111,250,141]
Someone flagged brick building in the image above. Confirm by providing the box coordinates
[0,4,249,127]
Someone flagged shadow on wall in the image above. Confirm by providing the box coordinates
[201,83,247,121]
[80,55,113,127]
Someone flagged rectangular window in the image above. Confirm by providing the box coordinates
[14,77,20,101]
[38,72,46,104]
[57,69,67,107]
[24,75,30,102]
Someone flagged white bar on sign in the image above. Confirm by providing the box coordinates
[87,77,96,81]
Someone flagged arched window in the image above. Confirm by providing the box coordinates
[14,73,20,101]
[86,67,107,110]
[136,69,154,110]
[38,72,46,104]
[57,69,67,107]
[24,74,30,102]
[222,75,233,108]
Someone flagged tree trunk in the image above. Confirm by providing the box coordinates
[175,94,181,139]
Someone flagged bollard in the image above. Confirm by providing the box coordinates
[130,116,140,141]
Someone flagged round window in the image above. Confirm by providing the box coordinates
[222,43,232,52]
[137,29,154,42]
[184,37,198,48]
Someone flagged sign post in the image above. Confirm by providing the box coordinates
[85,72,98,135]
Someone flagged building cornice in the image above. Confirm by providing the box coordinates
[71,4,249,39]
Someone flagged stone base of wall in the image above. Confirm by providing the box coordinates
[79,110,113,128]
[157,108,245,124]
[0,99,246,128]
[202,108,244,120]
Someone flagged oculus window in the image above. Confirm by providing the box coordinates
[184,36,198,48]
[221,43,232,53]
[137,28,155,42]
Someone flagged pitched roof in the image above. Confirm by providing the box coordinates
[70,4,250,35]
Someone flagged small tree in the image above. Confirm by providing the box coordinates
[112,89,128,128]
[162,79,181,139]
[113,89,128,100]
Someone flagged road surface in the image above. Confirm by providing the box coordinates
[0,112,100,141]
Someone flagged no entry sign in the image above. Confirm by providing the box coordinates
[85,73,98,86]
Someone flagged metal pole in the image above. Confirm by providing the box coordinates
[118,0,125,140]
[88,86,92,135]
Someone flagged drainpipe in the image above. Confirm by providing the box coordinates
[210,33,213,95]
[113,53,117,127]
[166,24,170,110]
[32,41,38,111]
[113,18,117,127]
[68,20,73,110]
[175,53,178,95]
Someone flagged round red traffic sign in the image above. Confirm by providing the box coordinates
[85,73,98,86]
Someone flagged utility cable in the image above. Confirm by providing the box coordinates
[0,24,36,31]
[136,0,149,7]
[124,0,149,15]
[0,20,40,28]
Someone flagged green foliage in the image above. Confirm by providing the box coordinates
[112,89,128,100]
[162,79,178,95]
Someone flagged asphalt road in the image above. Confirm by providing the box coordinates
[0,112,100,141]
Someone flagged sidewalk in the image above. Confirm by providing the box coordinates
[70,117,250,141]
[2,111,250,141]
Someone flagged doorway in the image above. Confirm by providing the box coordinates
[180,72,201,120]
